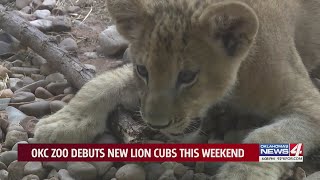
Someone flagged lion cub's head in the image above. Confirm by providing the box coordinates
[107,0,258,135]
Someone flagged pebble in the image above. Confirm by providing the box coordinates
[11,91,35,103]
[15,80,50,93]
[0,151,18,166]
[84,52,98,59]
[99,25,129,56]
[58,38,77,52]
[204,162,223,176]
[12,141,28,151]
[16,0,32,9]
[6,106,28,124]
[61,94,74,103]
[84,64,96,73]
[9,78,24,92]
[67,6,80,13]
[0,98,11,110]
[22,174,40,180]
[161,162,178,170]
[24,162,48,179]
[195,162,205,173]
[115,164,146,180]
[30,19,53,32]
[31,0,42,9]
[31,74,45,81]
[20,6,32,14]
[7,123,25,132]
[22,76,35,86]
[19,101,51,117]
[180,170,194,180]
[158,169,176,180]
[52,8,65,16]
[8,161,28,180]
[173,163,188,178]
[67,162,97,180]
[194,173,208,180]
[46,72,65,83]
[46,81,70,95]
[0,118,9,132]
[144,163,165,180]
[51,16,72,32]
[58,169,75,180]
[34,9,51,19]
[102,167,117,180]
[35,87,54,99]
[48,169,59,178]
[11,60,24,67]
[0,169,8,180]
[16,11,37,21]
[10,67,40,75]
[0,89,13,98]
[306,171,320,180]
[38,0,56,10]
[0,162,7,170]
[43,162,67,171]
[63,87,74,94]
[91,162,113,176]
[40,63,56,75]
[20,116,39,137]
[50,100,66,113]
[4,130,28,148]
[11,74,25,78]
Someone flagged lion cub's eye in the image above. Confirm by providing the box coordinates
[136,65,148,80]
[177,70,198,86]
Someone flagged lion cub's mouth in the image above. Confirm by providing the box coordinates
[165,118,202,136]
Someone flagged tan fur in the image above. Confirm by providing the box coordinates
[34,0,320,179]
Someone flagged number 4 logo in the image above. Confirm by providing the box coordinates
[290,143,303,156]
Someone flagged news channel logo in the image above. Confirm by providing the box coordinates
[259,143,303,162]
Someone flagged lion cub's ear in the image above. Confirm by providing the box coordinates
[106,0,149,41]
[199,2,259,58]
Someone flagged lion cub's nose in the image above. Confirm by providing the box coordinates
[144,111,172,129]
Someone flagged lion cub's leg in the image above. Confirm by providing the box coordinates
[34,64,139,143]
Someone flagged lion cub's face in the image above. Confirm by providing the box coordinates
[107,0,258,135]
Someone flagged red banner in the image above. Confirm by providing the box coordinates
[18,144,260,162]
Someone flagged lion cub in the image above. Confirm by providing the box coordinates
[34,0,320,179]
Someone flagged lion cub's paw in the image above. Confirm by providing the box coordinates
[215,162,282,180]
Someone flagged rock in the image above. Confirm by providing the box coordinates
[40,63,55,75]
[102,167,117,180]
[6,106,28,124]
[46,73,65,83]
[173,163,188,178]
[180,170,194,180]
[161,162,178,170]
[84,52,98,59]
[34,9,51,19]
[195,162,205,173]
[11,60,24,67]
[91,162,113,177]
[38,0,56,10]
[67,162,97,180]
[4,130,28,148]
[19,101,50,117]
[31,74,45,81]
[43,162,67,171]
[63,87,75,94]
[306,171,320,180]
[50,100,66,113]
[0,118,9,131]
[31,55,47,66]
[99,25,129,56]
[20,116,39,137]
[22,174,40,180]
[51,16,72,32]
[16,0,32,9]
[158,170,176,180]
[0,66,11,79]
[203,162,223,176]
[58,169,75,180]
[8,161,28,180]
[10,67,40,75]
[9,78,24,92]
[16,11,37,21]
[52,8,65,16]
[7,123,25,132]
[31,0,42,9]
[61,94,74,103]
[12,141,28,151]
[35,87,54,99]
[0,151,18,166]
[93,133,119,144]
[84,64,96,73]
[24,162,48,179]
[22,77,35,86]
[11,92,35,103]
[144,163,165,180]
[11,74,25,78]
[0,162,7,170]
[293,167,306,180]
[15,80,50,94]
[115,164,145,180]
[48,169,59,178]
[20,6,32,14]
[0,169,8,180]
[0,89,13,98]
[46,81,70,95]
[30,19,53,32]
[67,6,80,13]
[0,98,11,110]
[194,173,208,180]
[58,38,77,52]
